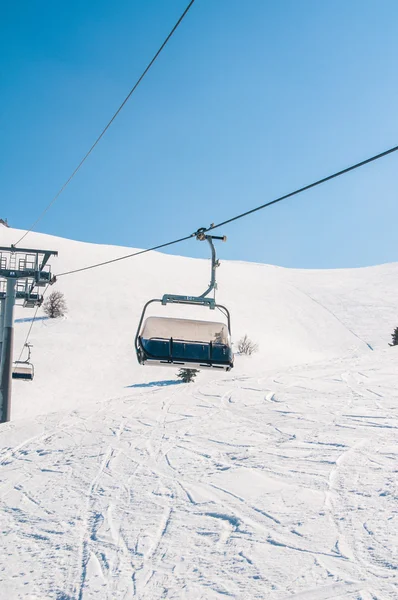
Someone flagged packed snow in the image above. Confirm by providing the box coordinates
[0,226,397,599]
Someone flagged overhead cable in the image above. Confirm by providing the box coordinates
[203,144,398,233]
[13,0,196,248]
[54,143,398,278]
[56,234,195,277]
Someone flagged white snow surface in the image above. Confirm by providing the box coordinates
[0,226,397,599]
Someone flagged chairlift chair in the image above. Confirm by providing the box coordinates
[12,361,34,381]
[135,229,234,371]
[12,343,34,381]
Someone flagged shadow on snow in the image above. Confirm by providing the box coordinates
[126,380,183,389]
[15,316,49,324]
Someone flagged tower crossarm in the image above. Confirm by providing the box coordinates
[0,247,57,284]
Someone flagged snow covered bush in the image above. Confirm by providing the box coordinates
[237,334,258,356]
[43,291,67,319]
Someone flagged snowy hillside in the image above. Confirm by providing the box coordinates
[1,226,396,421]
[0,226,397,599]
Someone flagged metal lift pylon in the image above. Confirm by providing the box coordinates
[0,246,58,423]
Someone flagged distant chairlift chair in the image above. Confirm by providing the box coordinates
[135,229,234,371]
[12,343,34,381]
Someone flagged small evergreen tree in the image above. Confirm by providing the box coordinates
[43,291,67,319]
[389,326,398,346]
[177,368,199,383]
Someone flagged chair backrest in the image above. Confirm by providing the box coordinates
[141,316,230,345]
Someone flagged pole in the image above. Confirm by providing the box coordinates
[0,299,5,365]
[0,278,16,423]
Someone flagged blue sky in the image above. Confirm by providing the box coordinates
[1,0,397,268]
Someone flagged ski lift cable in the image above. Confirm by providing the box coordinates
[202,144,398,234]
[55,143,398,278]
[56,233,195,277]
[13,0,196,248]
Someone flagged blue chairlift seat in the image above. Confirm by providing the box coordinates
[137,316,233,371]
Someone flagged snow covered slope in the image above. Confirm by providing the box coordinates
[0,226,397,599]
[0,226,396,420]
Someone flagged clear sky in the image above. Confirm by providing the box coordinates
[1,0,397,269]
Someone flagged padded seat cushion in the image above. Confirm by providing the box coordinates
[12,373,33,380]
[141,338,232,365]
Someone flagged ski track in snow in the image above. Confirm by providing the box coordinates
[0,353,397,599]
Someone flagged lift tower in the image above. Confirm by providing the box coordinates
[0,246,57,423]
